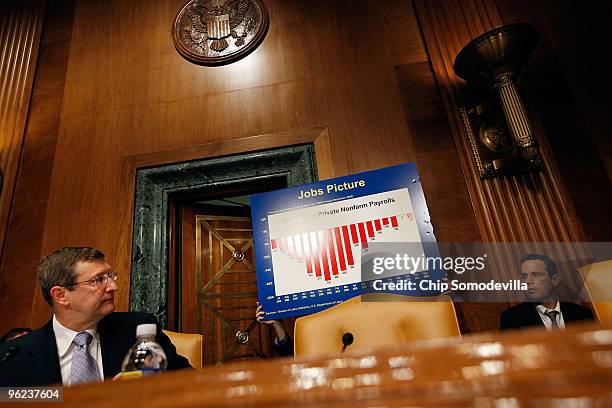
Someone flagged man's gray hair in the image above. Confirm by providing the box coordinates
[38,247,105,306]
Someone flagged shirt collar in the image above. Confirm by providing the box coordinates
[535,300,561,315]
[52,315,99,357]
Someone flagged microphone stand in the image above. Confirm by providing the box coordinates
[341,332,353,353]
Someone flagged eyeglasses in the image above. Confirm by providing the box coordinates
[64,271,118,288]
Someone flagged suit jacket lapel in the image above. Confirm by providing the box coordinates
[525,303,545,326]
[99,317,130,378]
[28,320,62,385]
[559,302,576,322]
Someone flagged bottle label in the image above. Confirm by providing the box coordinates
[116,369,161,380]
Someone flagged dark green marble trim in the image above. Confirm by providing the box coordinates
[130,144,318,326]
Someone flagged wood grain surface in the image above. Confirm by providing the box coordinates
[1,0,607,337]
[57,322,612,407]
[27,0,419,328]
[0,0,62,331]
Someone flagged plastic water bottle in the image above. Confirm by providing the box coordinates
[120,324,167,377]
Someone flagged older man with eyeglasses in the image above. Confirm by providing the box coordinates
[0,247,191,387]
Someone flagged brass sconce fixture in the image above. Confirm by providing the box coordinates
[454,23,541,178]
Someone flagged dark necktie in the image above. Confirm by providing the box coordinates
[68,332,102,385]
[544,310,559,329]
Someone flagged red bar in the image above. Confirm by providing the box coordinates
[305,253,313,275]
[366,221,375,238]
[374,219,382,231]
[334,227,347,271]
[342,225,354,267]
[271,239,277,249]
[382,218,389,226]
[319,231,332,281]
[357,222,369,249]
[310,233,322,278]
[391,216,399,228]
[327,229,339,276]
[302,233,313,274]
[350,224,359,244]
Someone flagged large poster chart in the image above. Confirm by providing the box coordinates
[251,162,442,320]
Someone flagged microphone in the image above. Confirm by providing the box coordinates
[341,332,354,353]
[0,345,20,367]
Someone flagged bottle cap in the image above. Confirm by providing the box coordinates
[136,323,157,337]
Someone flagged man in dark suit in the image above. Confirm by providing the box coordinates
[500,253,595,330]
[0,247,191,386]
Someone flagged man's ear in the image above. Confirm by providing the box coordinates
[50,285,69,307]
[551,273,561,288]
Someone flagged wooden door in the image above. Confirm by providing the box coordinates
[177,205,293,365]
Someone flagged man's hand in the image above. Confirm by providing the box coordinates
[256,302,278,325]
[255,302,286,342]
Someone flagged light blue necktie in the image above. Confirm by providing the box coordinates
[68,332,101,385]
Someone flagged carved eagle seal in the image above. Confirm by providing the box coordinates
[173,0,269,65]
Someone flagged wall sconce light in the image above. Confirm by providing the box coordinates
[454,23,541,178]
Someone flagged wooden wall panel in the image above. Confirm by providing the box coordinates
[378,0,487,332]
[0,0,46,331]
[0,1,45,257]
[412,0,591,330]
[413,0,587,243]
[0,0,74,331]
[0,0,607,331]
[379,0,481,244]
[8,0,602,334]
[524,1,612,184]
[494,0,612,242]
[29,0,421,326]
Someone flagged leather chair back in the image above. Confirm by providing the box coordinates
[163,330,203,369]
[294,293,460,358]
[578,259,612,322]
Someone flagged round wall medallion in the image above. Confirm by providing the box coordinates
[479,121,513,153]
[173,0,269,66]
[235,330,249,344]
[232,250,245,262]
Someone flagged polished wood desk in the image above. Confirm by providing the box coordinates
[53,322,612,407]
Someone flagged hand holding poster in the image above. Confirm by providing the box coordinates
[251,162,444,320]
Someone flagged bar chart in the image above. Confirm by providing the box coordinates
[252,162,438,319]
[268,189,423,296]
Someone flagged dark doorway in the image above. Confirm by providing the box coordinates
[169,182,295,364]
[129,144,317,365]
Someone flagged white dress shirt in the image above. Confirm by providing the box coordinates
[52,315,104,385]
[535,301,566,330]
